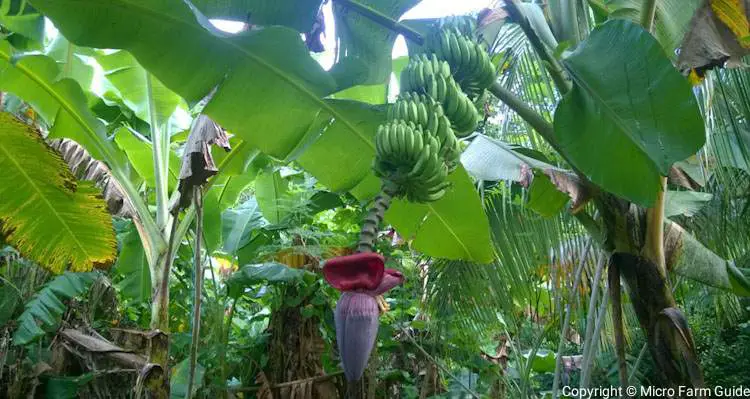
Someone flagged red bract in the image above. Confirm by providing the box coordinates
[323,252,385,291]
[372,269,405,296]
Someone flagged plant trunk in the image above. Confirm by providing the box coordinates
[266,284,339,398]
[147,256,170,397]
[146,209,181,398]
[597,194,704,391]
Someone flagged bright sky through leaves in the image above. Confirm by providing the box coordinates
[210,0,493,68]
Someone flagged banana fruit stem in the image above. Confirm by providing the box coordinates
[356,186,396,253]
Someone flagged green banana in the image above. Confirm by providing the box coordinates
[408,101,418,123]
[403,124,415,159]
[457,35,470,71]
[465,39,477,73]
[448,33,461,67]
[381,127,394,158]
[407,144,432,179]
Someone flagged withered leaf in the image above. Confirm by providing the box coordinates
[49,138,136,219]
[542,169,592,213]
[677,0,750,77]
[174,115,231,210]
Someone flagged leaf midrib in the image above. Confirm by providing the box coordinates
[0,130,91,263]
[0,46,113,164]
[426,203,471,259]
[50,0,376,152]
[270,173,284,223]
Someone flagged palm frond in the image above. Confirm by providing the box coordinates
[692,67,750,262]
[488,23,559,155]
[425,190,589,337]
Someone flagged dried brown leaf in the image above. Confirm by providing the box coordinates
[175,115,231,210]
[668,165,703,190]
[677,0,750,77]
[48,138,136,219]
[542,169,591,213]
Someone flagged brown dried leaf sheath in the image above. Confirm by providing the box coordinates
[678,0,750,76]
[49,138,136,219]
[175,114,231,210]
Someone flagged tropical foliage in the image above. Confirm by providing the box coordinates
[1,0,749,398]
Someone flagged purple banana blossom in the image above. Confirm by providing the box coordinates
[323,252,404,381]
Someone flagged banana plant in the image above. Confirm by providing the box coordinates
[0,0,501,396]
[0,20,255,396]
[6,0,747,395]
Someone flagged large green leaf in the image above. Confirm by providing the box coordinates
[222,198,268,254]
[97,50,183,126]
[216,173,256,208]
[114,221,150,302]
[0,113,116,274]
[526,172,570,217]
[227,262,309,297]
[0,284,21,326]
[203,156,261,252]
[30,0,400,199]
[203,190,225,252]
[664,190,713,217]
[666,221,750,296]
[32,0,496,262]
[553,19,704,206]
[45,35,95,89]
[461,134,585,217]
[113,127,180,189]
[524,349,556,373]
[385,166,494,263]
[0,41,121,163]
[461,134,555,181]
[605,0,701,55]
[331,84,388,104]
[32,2,336,147]
[13,272,97,345]
[330,0,419,89]
[296,100,386,199]
[0,0,44,45]
[211,141,263,178]
[255,169,291,224]
[189,0,323,32]
[307,191,344,215]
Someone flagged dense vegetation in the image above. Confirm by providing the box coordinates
[1,0,750,398]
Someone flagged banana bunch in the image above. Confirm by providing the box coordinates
[374,121,450,203]
[373,18,495,203]
[386,92,460,169]
[422,28,496,99]
[400,54,480,135]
